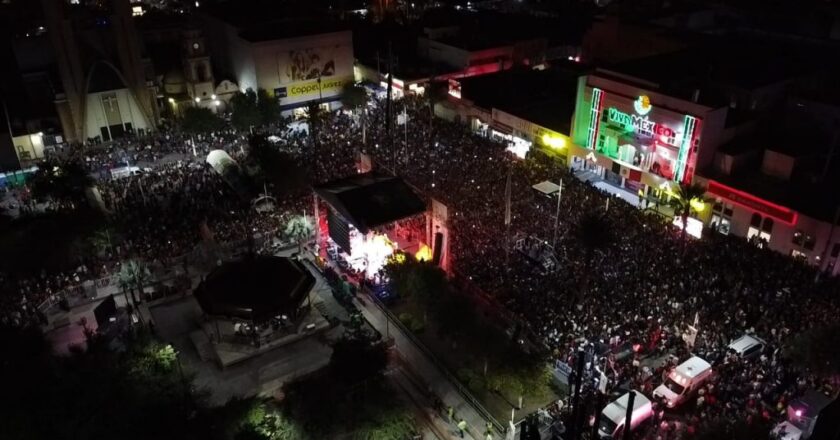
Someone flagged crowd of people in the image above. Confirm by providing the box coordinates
[357,93,840,438]
[1,89,838,438]
[0,113,357,326]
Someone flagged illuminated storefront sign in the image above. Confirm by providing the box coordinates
[634,95,652,116]
[707,180,798,225]
[606,108,676,140]
[284,76,351,98]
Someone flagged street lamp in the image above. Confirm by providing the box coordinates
[194,97,201,104]
[168,97,175,104]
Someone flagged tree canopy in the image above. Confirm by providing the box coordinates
[245,135,307,195]
[0,326,203,440]
[340,83,367,111]
[784,322,840,376]
[384,256,447,309]
[230,88,280,131]
[29,159,93,206]
[182,106,223,134]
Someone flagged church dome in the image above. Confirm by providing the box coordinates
[163,70,186,95]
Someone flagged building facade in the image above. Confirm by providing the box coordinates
[203,13,354,114]
[43,0,158,143]
[569,73,728,203]
[569,72,840,275]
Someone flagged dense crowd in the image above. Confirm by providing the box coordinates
[358,94,840,438]
[0,116,357,326]
[2,90,838,438]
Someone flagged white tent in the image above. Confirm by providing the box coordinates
[532,180,561,196]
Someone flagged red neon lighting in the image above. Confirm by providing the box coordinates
[706,180,798,225]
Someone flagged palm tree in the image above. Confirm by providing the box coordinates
[669,182,708,241]
[284,215,314,254]
[118,259,151,307]
[573,211,614,302]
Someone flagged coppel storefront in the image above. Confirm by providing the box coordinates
[569,74,721,201]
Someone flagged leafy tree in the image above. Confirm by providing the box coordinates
[284,215,314,253]
[256,88,281,125]
[341,83,367,112]
[182,106,223,134]
[283,344,416,440]
[0,326,203,440]
[246,135,307,194]
[785,323,840,377]
[0,208,103,276]
[230,89,263,132]
[29,159,93,207]
[329,338,388,386]
[384,257,447,309]
[669,182,708,241]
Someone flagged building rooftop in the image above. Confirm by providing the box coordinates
[601,41,825,106]
[194,256,315,323]
[420,8,584,50]
[203,0,342,37]
[314,172,427,234]
[458,65,583,134]
[238,20,348,42]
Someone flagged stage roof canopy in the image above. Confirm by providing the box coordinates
[314,172,426,233]
[194,256,315,323]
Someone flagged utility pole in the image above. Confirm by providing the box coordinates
[623,391,636,440]
[386,42,394,174]
[552,179,563,249]
[569,347,585,440]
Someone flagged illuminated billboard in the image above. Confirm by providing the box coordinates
[576,86,701,184]
[251,31,354,106]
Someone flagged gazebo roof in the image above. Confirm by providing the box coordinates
[194,256,315,323]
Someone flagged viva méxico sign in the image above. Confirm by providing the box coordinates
[606,107,676,140]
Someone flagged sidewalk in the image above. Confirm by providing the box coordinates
[354,295,498,440]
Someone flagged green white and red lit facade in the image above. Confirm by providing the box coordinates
[570,75,721,191]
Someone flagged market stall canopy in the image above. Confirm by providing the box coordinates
[532,180,561,196]
[194,256,315,323]
[314,172,426,233]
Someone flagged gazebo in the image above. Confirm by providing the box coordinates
[194,255,316,346]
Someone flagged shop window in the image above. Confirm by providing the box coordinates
[723,204,734,216]
[792,230,804,246]
[804,235,816,251]
[711,214,730,235]
[750,213,762,228]
[791,249,807,260]
[713,201,723,213]
[747,226,771,247]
